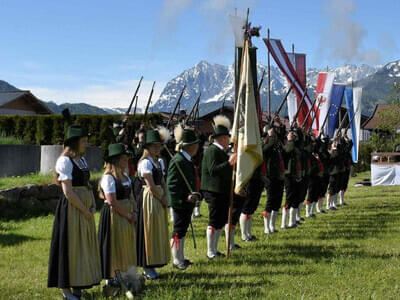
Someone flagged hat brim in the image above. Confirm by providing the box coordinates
[105,152,129,161]
[64,134,89,144]
[181,139,200,146]
[212,133,231,138]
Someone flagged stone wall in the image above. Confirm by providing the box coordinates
[0,145,103,177]
[0,145,41,177]
[0,180,104,219]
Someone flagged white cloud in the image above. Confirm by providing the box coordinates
[24,80,165,109]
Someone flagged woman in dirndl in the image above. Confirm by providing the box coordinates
[136,129,170,280]
[48,125,101,300]
[98,143,145,294]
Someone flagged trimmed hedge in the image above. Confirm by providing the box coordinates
[0,114,162,150]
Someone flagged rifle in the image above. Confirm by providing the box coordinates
[185,93,201,126]
[345,106,361,133]
[258,69,266,93]
[290,88,308,128]
[133,96,139,115]
[167,85,186,128]
[126,76,143,115]
[301,96,319,129]
[271,84,293,122]
[318,102,333,137]
[142,81,156,123]
[334,110,348,138]
[306,98,322,131]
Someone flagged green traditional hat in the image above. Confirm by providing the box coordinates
[145,129,162,145]
[212,125,230,138]
[212,115,231,138]
[181,129,200,146]
[106,143,129,160]
[65,125,88,144]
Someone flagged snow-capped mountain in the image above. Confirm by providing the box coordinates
[152,60,381,116]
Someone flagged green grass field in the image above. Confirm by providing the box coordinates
[0,171,104,190]
[1,171,399,300]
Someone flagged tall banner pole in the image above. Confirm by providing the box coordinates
[267,28,271,117]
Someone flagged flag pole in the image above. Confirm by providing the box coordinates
[267,28,271,117]
[227,9,249,257]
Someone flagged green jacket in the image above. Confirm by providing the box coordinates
[283,140,302,179]
[167,152,197,209]
[263,135,285,180]
[200,144,232,195]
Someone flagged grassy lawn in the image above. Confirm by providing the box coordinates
[1,171,400,299]
[0,171,104,190]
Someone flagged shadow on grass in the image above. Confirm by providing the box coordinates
[0,232,39,246]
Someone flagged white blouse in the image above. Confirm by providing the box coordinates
[138,157,159,177]
[100,174,131,195]
[55,156,88,181]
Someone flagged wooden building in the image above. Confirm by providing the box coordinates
[0,91,52,115]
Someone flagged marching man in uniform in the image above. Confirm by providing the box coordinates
[167,125,201,270]
[201,115,237,259]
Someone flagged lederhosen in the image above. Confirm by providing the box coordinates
[341,141,353,192]
[48,158,101,289]
[328,148,342,196]
[264,148,285,213]
[308,155,324,203]
[284,147,302,209]
[170,153,197,240]
[98,174,136,279]
[298,147,311,207]
[241,167,264,216]
[136,158,169,268]
[318,142,331,199]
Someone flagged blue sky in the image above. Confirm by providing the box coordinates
[0,0,398,108]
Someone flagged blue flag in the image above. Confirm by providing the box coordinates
[327,84,345,138]
[345,87,362,163]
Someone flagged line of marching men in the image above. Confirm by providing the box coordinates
[47,113,353,299]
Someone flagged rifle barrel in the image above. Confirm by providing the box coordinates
[291,88,308,127]
[275,84,293,116]
[126,76,143,115]
[167,85,186,128]
[142,81,156,121]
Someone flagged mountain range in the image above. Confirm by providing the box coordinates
[152,60,392,116]
[2,58,399,116]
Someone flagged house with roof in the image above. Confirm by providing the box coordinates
[0,90,52,115]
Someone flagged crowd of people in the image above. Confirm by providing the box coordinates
[47,113,354,299]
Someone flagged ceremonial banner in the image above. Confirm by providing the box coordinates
[315,72,334,133]
[344,87,362,163]
[286,53,307,123]
[327,84,345,138]
[263,38,313,127]
[231,40,263,194]
[229,14,246,48]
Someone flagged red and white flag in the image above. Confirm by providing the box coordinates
[314,72,334,133]
[263,38,313,128]
[286,53,307,124]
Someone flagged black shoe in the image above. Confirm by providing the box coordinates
[300,217,305,221]
[173,262,188,270]
[248,235,257,241]
[287,224,297,229]
[331,207,337,211]
[216,251,225,257]
[342,202,347,206]
[320,210,326,213]
[230,244,241,250]
[296,221,302,225]
[184,259,193,266]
